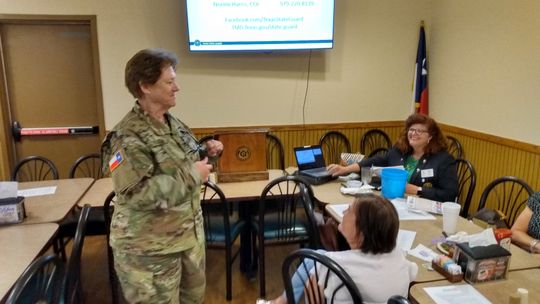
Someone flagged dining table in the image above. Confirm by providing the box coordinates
[0,223,59,302]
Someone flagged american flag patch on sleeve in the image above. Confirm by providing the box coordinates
[109,151,124,172]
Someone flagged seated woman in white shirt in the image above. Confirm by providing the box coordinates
[258,194,418,304]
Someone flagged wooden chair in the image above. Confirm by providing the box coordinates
[254,175,316,297]
[266,133,285,170]
[11,155,59,181]
[455,158,476,217]
[62,204,91,304]
[103,191,122,304]
[447,136,464,159]
[360,129,392,157]
[319,131,351,165]
[69,153,102,179]
[5,255,65,304]
[477,176,534,227]
[282,248,363,304]
[201,181,245,301]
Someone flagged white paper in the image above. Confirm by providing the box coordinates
[327,203,349,221]
[410,196,443,215]
[337,173,360,181]
[397,229,416,251]
[407,244,438,262]
[340,153,364,165]
[0,182,18,199]
[391,198,436,221]
[468,228,498,247]
[339,185,374,195]
[371,165,405,176]
[17,186,57,197]
[424,285,491,304]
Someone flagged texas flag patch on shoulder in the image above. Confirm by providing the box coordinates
[109,151,124,172]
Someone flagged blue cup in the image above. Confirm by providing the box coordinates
[381,168,408,199]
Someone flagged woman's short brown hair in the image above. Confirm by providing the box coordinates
[395,113,448,155]
[353,194,399,254]
[125,48,178,98]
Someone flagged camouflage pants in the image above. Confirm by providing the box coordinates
[114,243,206,304]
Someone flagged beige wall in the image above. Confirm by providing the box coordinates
[430,0,540,145]
[1,0,430,127]
[2,0,539,146]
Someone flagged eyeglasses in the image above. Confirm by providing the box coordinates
[408,127,429,135]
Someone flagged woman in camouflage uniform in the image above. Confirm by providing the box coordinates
[101,49,222,304]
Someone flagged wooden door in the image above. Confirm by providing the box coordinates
[0,16,105,179]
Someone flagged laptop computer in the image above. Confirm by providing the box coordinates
[293,145,336,185]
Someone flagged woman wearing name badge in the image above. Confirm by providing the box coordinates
[257,194,417,304]
[101,49,223,303]
[327,113,458,202]
[511,191,540,253]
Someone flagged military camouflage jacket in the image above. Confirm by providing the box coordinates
[101,102,204,255]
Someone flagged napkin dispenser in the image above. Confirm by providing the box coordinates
[453,242,511,284]
[0,196,26,224]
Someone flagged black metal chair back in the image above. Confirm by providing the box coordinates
[62,204,91,304]
[11,155,59,181]
[266,133,285,170]
[367,147,389,158]
[455,158,476,217]
[6,255,65,304]
[387,295,412,304]
[447,136,464,159]
[360,129,391,156]
[69,153,102,178]
[256,175,315,296]
[282,248,363,304]
[477,176,534,227]
[299,183,323,249]
[201,181,244,301]
[103,191,121,304]
[319,131,351,165]
[198,134,214,145]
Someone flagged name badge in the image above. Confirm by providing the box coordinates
[421,169,434,178]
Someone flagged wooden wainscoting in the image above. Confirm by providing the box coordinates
[194,121,404,169]
[441,124,540,213]
[195,121,540,216]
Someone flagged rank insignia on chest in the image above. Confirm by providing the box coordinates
[109,151,124,172]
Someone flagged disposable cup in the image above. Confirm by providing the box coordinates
[361,167,372,185]
[442,202,461,235]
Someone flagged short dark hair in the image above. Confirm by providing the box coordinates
[125,48,178,98]
[353,194,399,254]
[395,113,448,155]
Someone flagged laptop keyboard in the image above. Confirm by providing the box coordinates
[303,167,331,176]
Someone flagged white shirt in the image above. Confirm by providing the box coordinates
[317,248,418,304]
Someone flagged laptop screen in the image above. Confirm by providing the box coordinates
[294,145,326,170]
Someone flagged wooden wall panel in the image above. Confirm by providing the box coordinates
[194,122,540,214]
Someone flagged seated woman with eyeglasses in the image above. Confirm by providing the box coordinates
[257,194,417,304]
[327,113,458,202]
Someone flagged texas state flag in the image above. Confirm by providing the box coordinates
[109,151,123,172]
[413,24,428,115]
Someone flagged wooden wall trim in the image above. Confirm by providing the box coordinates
[192,121,403,134]
[440,123,540,154]
[194,121,540,155]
